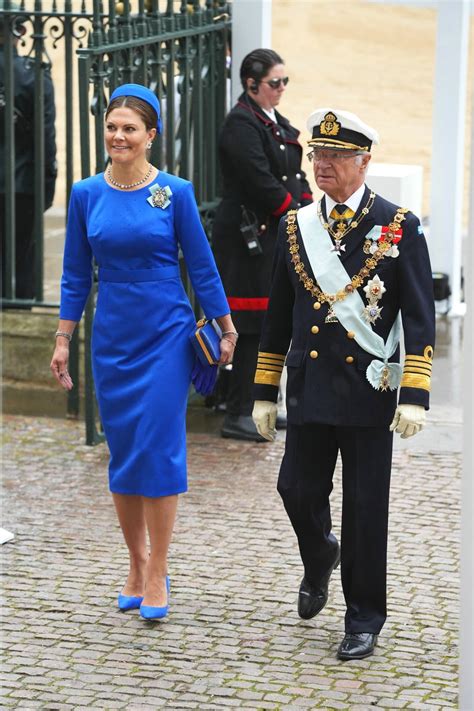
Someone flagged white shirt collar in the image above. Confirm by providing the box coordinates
[262,107,277,123]
[324,183,366,218]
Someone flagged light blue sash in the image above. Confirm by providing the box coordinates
[296,204,402,391]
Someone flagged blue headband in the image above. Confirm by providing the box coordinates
[109,83,162,134]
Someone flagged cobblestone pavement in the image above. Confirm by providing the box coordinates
[1,414,460,710]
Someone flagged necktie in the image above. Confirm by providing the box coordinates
[329,204,355,222]
[327,203,356,256]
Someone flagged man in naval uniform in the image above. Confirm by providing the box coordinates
[252,108,435,660]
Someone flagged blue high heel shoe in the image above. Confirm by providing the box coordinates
[117,593,144,611]
[139,576,170,620]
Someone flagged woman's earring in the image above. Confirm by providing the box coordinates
[146,141,153,149]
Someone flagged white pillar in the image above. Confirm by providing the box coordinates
[429,0,469,315]
[231,0,273,106]
[459,76,474,711]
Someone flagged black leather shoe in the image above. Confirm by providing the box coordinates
[275,413,287,430]
[337,632,378,660]
[297,546,340,619]
[221,415,266,442]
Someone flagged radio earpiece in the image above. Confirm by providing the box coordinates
[249,81,259,94]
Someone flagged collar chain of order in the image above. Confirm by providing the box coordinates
[286,204,409,306]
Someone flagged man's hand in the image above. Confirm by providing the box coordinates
[252,401,278,442]
[389,404,426,439]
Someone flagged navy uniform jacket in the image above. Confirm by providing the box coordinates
[213,93,312,334]
[254,186,436,427]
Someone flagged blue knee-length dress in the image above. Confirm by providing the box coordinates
[59,171,229,497]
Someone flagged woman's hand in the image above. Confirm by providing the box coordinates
[50,341,74,390]
[219,336,235,366]
[215,316,238,366]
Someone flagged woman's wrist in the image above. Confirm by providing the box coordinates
[55,330,72,341]
[222,336,237,347]
[55,331,72,347]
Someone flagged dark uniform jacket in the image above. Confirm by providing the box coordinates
[254,187,436,427]
[212,93,313,334]
[0,47,57,208]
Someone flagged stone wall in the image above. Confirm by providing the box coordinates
[1,311,84,417]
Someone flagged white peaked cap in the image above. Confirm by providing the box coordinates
[306,108,379,151]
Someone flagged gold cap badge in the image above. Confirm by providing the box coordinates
[320,112,341,137]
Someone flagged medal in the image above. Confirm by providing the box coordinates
[147,184,172,208]
[362,303,383,324]
[331,226,347,255]
[324,296,339,324]
[325,304,339,323]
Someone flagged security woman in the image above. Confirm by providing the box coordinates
[212,48,313,441]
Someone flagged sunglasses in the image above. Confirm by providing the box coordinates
[262,77,289,89]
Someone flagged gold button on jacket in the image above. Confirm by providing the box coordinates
[347,331,355,339]
[313,302,321,310]
[311,325,319,334]
[310,350,319,359]
[345,356,354,364]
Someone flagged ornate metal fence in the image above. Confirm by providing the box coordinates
[1,0,95,307]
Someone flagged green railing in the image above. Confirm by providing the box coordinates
[1,0,97,309]
[77,0,231,443]
[1,0,100,418]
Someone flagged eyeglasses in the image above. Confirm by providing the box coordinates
[262,77,289,89]
[307,149,358,163]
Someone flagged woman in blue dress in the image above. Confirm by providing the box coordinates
[50,84,237,620]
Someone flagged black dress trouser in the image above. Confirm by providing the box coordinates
[278,422,393,634]
[226,333,260,417]
[1,194,36,299]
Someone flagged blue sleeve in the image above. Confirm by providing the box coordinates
[59,185,93,321]
[174,181,230,319]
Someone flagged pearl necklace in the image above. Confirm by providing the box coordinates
[107,163,153,190]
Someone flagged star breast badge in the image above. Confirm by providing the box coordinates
[362,274,386,325]
[147,184,172,209]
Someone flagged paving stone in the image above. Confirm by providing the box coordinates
[1,415,461,709]
[63,697,98,706]
[8,689,40,700]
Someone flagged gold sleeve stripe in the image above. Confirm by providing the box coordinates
[405,354,433,364]
[403,366,431,378]
[258,357,284,367]
[255,369,282,387]
[257,364,283,373]
[405,362,432,372]
[258,351,286,362]
[258,355,285,362]
[404,359,432,368]
[400,373,431,391]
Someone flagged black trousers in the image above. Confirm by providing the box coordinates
[1,194,36,299]
[226,333,260,417]
[278,422,393,634]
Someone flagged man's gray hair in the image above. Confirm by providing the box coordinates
[354,152,370,168]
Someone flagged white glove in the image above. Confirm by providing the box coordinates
[252,400,278,442]
[390,404,426,439]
